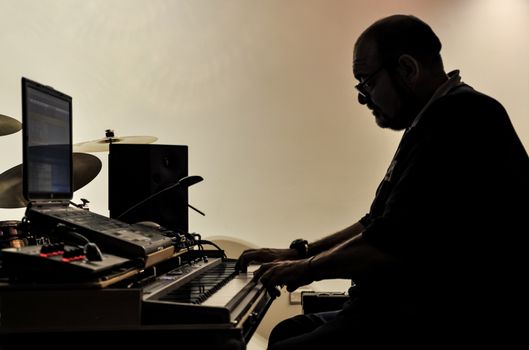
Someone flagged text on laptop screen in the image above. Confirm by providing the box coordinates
[22,78,72,200]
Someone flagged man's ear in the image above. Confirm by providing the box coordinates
[396,54,420,87]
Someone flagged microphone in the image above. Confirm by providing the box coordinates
[116,175,204,220]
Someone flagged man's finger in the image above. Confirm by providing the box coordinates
[235,257,247,273]
[252,264,265,282]
[236,249,259,273]
[267,286,281,298]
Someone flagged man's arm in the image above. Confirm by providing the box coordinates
[254,232,395,292]
[308,232,393,281]
[237,221,365,272]
[306,221,365,257]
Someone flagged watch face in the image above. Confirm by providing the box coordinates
[290,239,308,257]
[290,239,305,247]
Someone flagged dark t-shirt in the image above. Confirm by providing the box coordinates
[352,84,529,333]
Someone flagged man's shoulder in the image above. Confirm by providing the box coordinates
[422,84,509,130]
[434,84,505,112]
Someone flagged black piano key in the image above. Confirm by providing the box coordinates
[158,261,239,304]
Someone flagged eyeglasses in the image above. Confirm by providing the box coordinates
[354,66,385,99]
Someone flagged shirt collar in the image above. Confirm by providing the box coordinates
[409,70,463,130]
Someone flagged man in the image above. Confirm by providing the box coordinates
[237,14,529,348]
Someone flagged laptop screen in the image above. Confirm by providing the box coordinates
[22,77,73,201]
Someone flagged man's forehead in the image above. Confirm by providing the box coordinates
[353,42,379,75]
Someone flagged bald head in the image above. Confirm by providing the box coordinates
[355,15,443,70]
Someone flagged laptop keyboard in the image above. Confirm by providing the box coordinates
[50,207,131,232]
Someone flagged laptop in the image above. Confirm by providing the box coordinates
[21,77,175,266]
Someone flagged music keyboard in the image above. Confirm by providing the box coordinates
[143,258,239,304]
[141,257,273,342]
[142,258,272,337]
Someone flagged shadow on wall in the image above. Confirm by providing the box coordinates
[207,235,302,348]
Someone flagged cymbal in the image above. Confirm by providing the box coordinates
[0,114,22,136]
[72,153,103,190]
[0,153,102,208]
[0,165,26,208]
[73,135,157,152]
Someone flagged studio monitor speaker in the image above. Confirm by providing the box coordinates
[108,144,188,233]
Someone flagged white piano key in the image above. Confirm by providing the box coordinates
[202,273,254,307]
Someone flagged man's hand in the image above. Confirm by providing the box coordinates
[236,248,298,272]
[253,259,314,293]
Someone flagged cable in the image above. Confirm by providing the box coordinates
[185,232,227,259]
[54,223,90,245]
[198,239,227,259]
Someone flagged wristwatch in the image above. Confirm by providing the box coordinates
[289,238,309,258]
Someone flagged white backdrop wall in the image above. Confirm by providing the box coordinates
[1,0,528,250]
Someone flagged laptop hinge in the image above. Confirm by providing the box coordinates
[28,200,70,208]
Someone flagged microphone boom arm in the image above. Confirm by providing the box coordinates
[188,203,205,216]
[116,175,204,220]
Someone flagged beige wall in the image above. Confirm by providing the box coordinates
[1,0,528,247]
